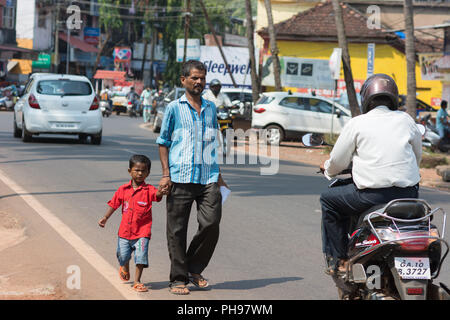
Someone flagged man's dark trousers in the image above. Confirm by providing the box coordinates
[320,182,419,260]
[166,182,222,284]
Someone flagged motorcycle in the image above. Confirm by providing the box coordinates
[100,100,111,117]
[0,87,15,111]
[302,132,450,300]
[419,114,449,152]
[217,105,234,155]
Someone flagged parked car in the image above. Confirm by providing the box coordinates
[251,91,351,145]
[13,73,102,144]
[152,87,185,133]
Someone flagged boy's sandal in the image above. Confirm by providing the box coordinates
[169,283,190,295]
[189,274,209,289]
[119,266,130,281]
[132,283,148,292]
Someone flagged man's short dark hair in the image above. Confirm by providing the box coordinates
[182,60,207,77]
[441,100,448,108]
[129,154,151,171]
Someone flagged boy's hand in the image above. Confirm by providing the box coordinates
[98,217,108,228]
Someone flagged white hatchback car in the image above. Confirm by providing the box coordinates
[251,91,351,144]
[13,73,102,144]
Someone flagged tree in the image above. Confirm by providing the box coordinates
[331,0,360,117]
[245,0,260,103]
[403,0,417,119]
[94,0,124,75]
[263,0,282,91]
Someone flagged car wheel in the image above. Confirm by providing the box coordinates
[13,115,21,138]
[91,131,102,145]
[21,117,32,142]
[265,125,284,145]
[78,133,88,143]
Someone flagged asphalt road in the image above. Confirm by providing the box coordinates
[1,111,449,300]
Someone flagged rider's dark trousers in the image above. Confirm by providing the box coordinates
[320,181,419,260]
[166,183,222,285]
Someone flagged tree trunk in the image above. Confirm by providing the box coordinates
[331,0,360,117]
[263,0,282,91]
[93,30,112,76]
[183,0,191,64]
[245,0,260,103]
[404,0,417,119]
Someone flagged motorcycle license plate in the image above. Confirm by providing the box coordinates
[394,257,431,280]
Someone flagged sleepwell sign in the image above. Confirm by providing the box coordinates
[200,46,254,88]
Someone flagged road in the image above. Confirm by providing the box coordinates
[0,111,449,300]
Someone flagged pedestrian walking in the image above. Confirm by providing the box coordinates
[140,86,153,123]
[98,154,165,292]
[156,60,229,295]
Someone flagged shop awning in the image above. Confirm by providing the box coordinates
[93,70,126,80]
[0,44,39,60]
[59,32,99,53]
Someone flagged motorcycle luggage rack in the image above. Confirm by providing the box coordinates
[345,199,449,280]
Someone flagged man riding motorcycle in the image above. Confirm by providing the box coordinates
[202,79,231,108]
[319,74,422,275]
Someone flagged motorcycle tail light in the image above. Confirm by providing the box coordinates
[253,107,266,113]
[89,96,99,110]
[407,288,424,295]
[28,94,40,109]
[399,238,429,251]
[128,101,132,105]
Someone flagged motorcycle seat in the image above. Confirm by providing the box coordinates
[358,201,428,226]
[384,201,428,220]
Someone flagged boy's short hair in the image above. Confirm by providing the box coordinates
[129,154,151,171]
[182,60,207,77]
[441,100,448,108]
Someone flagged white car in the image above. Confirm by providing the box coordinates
[251,91,351,145]
[13,73,102,144]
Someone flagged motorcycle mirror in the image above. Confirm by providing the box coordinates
[302,133,324,147]
[416,123,425,136]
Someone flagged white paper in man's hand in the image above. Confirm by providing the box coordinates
[220,186,231,204]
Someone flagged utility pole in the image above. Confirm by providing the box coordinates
[183,0,191,63]
[404,0,417,119]
[331,0,360,117]
[53,0,60,73]
[245,0,260,103]
[263,0,282,91]
[198,0,237,88]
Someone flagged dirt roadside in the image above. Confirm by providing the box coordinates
[0,180,125,300]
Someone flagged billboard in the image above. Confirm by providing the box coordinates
[176,39,201,62]
[200,45,254,88]
[261,55,335,90]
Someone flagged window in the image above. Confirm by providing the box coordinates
[2,6,15,29]
[37,80,92,96]
[310,98,333,114]
[280,97,300,109]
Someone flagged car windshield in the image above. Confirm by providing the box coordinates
[37,80,92,96]
[256,95,275,105]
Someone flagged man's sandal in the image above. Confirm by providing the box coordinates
[189,273,209,289]
[169,283,190,295]
[119,266,130,281]
[132,283,148,292]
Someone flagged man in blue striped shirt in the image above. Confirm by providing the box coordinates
[157,60,228,295]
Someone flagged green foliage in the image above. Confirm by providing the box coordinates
[98,0,123,31]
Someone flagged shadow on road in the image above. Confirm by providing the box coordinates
[146,276,303,291]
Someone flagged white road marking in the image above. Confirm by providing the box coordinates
[0,168,144,300]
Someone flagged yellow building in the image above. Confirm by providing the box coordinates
[257,1,443,108]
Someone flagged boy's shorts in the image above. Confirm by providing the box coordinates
[116,237,149,268]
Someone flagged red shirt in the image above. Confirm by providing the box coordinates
[108,181,161,240]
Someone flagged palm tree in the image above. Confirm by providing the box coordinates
[331,0,360,117]
[404,0,417,119]
[263,0,282,91]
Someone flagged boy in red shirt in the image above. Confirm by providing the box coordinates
[98,155,164,292]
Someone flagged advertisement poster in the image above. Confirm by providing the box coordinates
[261,55,335,90]
[419,53,450,81]
[200,45,254,88]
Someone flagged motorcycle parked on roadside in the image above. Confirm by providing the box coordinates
[302,132,450,300]
[419,114,449,152]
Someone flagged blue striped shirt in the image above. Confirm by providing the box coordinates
[156,94,220,185]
